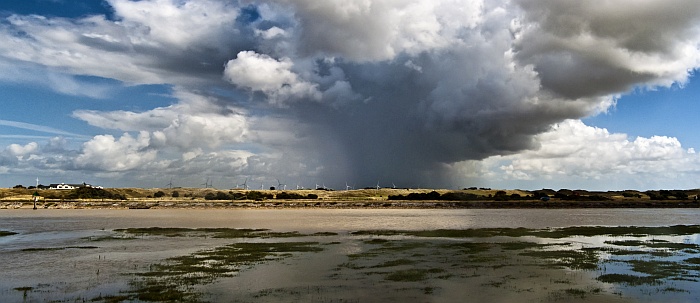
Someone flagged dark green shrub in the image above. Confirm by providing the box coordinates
[246,191,273,200]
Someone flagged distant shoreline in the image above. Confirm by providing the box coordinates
[3,187,700,209]
[2,199,699,209]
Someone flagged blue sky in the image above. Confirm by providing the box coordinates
[2,0,700,191]
[0,0,113,18]
[586,75,700,150]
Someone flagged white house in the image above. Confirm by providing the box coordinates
[48,183,100,190]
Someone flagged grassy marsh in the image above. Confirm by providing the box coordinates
[21,246,99,252]
[130,242,324,302]
[8,224,700,302]
[0,230,17,237]
[351,224,700,239]
[114,227,323,239]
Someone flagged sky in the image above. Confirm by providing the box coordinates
[1,0,700,191]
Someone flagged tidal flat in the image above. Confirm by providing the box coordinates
[3,223,700,302]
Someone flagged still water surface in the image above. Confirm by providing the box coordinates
[2,208,700,302]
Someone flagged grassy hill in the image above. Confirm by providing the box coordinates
[1,187,698,205]
[0,187,534,201]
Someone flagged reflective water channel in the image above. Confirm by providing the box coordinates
[2,208,700,302]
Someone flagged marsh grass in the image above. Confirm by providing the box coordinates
[341,226,700,302]
[115,227,312,239]
[498,241,556,250]
[371,258,416,268]
[596,274,661,286]
[83,235,135,241]
[564,288,587,298]
[627,259,691,278]
[313,232,339,236]
[606,239,700,251]
[21,246,99,252]
[660,287,689,293]
[605,248,648,256]
[438,242,493,253]
[519,249,600,270]
[385,269,430,281]
[0,230,17,237]
[130,241,324,302]
[352,225,700,239]
[63,225,700,302]
[364,238,390,244]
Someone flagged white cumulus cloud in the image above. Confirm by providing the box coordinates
[224,51,322,104]
[75,132,157,171]
[485,120,700,189]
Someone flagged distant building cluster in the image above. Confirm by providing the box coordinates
[47,183,103,190]
[15,182,104,190]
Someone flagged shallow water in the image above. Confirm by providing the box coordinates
[2,208,700,302]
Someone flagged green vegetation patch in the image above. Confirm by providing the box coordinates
[498,241,557,251]
[131,241,324,302]
[371,258,416,268]
[437,242,494,254]
[348,240,429,261]
[364,238,390,244]
[627,259,692,278]
[605,240,647,247]
[352,225,700,239]
[606,239,700,250]
[605,249,648,256]
[519,249,599,270]
[312,232,339,236]
[14,286,33,291]
[385,269,430,282]
[83,235,135,241]
[0,230,17,237]
[21,246,99,252]
[596,273,661,286]
[115,227,308,239]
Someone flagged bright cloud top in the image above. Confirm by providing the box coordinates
[495,120,698,183]
[1,0,700,190]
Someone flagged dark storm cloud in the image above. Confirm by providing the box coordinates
[225,0,700,188]
[513,0,700,99]
[3,0,700,188]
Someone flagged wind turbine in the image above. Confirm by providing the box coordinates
[237,178,248,190]
[345,182,352,191]
[201,178,212,188]
[276,179,287,190]
[36,177,39,188]
[376,181,380,190]
[166,177,173,189]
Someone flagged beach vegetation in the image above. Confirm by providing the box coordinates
[130,241,324,302]
[596,273,661,286]
[0,230,17,237]
[385,269,430,281]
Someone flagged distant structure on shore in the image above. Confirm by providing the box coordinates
[47,182,103,190]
